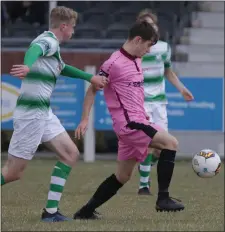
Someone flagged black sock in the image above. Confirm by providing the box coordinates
[81,174,123,213]
[157,149,176,199]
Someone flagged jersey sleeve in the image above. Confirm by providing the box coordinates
[98,61,111,79]
[98,60,119,82]
[33,37,58,57]
[164,44,172,69]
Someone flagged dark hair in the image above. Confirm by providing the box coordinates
[137,9,158,24]
[128,21,159,45]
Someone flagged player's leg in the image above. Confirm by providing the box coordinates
[127,121,183,211]
[149,126,184,212]
[138,102,153,195]
[1,119,45,186]
[138,150,152,195]
[73,158,137,220]
[40,115,79,222]
[73,135,144,220]
[142,103,169,194]
[1,155,28,185]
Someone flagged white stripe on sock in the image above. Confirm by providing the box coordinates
[46,207,57,214]
[51,176,66,186]
[48,191,62,201]
[140,176,149,183]
[139,186,149,189]
[140,165,151,172]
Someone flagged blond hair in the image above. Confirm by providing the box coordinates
[137,9,158,24]
[50,6,78,28]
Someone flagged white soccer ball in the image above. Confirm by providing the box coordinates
[192,149,221,178]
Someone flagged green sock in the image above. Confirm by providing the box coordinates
[1,174,5,186]
[151,154,159,165]
[46,161,72,214]
[139,154,152,189]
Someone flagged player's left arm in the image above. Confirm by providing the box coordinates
[75,65,111,139]
[61,65,108,90]
[75,84,98,139]
[164,45,194,101]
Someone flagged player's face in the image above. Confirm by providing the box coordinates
[60,20,76,41]
[135,37,154,58]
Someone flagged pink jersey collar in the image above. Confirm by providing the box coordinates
[120,47,137,60]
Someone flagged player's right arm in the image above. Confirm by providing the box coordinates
[10,44,43,79]
[10,37,56,79]
[75,84,97,139]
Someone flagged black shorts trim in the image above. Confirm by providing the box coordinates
[126,121,158,139]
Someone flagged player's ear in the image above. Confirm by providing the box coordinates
[134,36,142,45]
[60,23,66,31]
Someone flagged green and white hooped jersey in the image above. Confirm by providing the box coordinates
[14,31,65,119]
[142,40,171,104]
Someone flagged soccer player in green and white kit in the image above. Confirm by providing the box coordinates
[1,6,108,222]
[136,9,194,195]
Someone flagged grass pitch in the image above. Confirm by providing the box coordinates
[1,159,224,231]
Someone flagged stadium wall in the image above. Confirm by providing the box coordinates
[1,51,224,159]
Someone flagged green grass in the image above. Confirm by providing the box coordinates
[1,160,224,231]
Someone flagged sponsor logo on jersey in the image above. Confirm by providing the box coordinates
[128,81,144,87]
[38,40,50,52]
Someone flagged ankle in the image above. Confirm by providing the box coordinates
[158,191,169,200]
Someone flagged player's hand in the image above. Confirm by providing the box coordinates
[10,65,30,79]
[181,87,194,101]
[145,112,150,120]
[75,119,89,140]
[90,75,108,90]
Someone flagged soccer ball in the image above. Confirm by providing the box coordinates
[192,149,221,178]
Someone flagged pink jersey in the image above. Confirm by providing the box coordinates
[100,48,149,134]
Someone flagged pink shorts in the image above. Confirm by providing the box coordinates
[117,123,161,163]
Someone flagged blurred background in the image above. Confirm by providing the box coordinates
[1,1,224,161]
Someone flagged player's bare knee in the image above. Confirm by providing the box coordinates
[63,147,80,166]
[2,156,27,182]
[161,135,178,151]
[12,171,24,181]
[170,136,179,150]
[163,135,179,151]
[115,171,132,184]
[3,169,24,182]
[154,149,161,157]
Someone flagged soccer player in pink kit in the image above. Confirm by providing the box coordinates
[73,21,184,220]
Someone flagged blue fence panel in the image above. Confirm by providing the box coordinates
[1,75,21,129]
[94,77,224,131]
[1,75,224,132]
[166,77,223,131]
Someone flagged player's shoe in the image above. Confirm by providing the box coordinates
[138,187,153,195]
[41,208,72,222]
[73,208,101,220]
[156,195,185,212]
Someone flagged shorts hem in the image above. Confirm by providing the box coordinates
[41,129,66,143]
[8,152,33,160]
